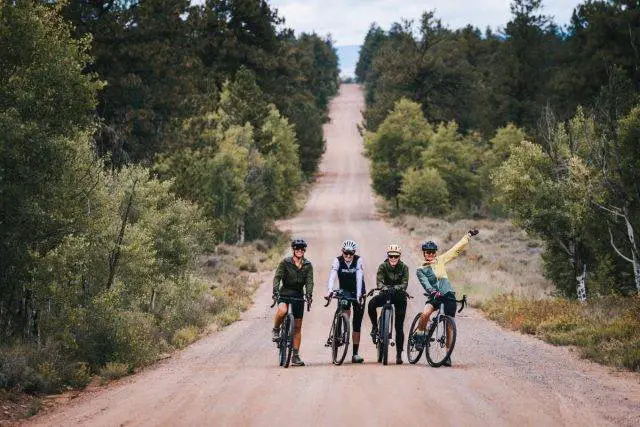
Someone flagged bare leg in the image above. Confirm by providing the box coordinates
[417,304,436,330]
[273,303,288,329]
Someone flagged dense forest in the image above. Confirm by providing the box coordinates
[356,0,640,298]
[0,0,338,392]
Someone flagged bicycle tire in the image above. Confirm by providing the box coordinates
[376,315,383,363]
[278,315,287,367]
[282,313,295,368]
[407,313,424,364]
[332,313,350,365]
[382,308,391,365]
[425,315,456,367]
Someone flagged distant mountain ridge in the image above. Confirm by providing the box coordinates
[336,45,360,79]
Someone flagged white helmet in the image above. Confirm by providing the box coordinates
[341,239,358,253]
[386,244,402,256]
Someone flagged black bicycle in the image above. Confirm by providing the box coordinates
[366,287,412,365]
[323,289,360,365]
[407,294,467,367]
[271,295,310,368]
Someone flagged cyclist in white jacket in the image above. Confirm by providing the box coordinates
[326,240,366,363]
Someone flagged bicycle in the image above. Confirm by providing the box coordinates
[270,294,310,368]
[366,287,413,365]
[323,289,360,365]
[407,294,467,367]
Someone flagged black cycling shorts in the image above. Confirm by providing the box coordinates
[278,295,305,319]
[427,292,457,317]
[340,290,364,332]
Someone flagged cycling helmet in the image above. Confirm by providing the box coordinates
[421,241,438,251]
[291,238,307,249]
[386,244,402,256]
[341,239,358,253]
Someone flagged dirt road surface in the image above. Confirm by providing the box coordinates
[26,85,640,427]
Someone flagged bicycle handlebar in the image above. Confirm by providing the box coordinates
[271,294,312,311]
[324,290,359,307]
[457,295,467,313]
[366,287,413,299]
[421,293,468,313]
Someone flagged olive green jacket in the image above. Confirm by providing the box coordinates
[376,259,409,291]
[273,256,314,298]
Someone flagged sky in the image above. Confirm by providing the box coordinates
[269,0,583,46]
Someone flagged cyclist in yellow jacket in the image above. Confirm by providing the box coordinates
[413,229,479,366]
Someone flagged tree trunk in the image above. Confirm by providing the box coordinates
[106,179,138,290]
[576,263,587,302]
[623,209,640,293]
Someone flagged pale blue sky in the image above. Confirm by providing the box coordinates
[269,0,583,46]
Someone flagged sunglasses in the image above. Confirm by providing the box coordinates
[424,250,436,255]
[388,254,400,259]
[342,251,355,256]
[293,247,306,251]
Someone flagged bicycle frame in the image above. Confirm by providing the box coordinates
[366,287,412,364]
[270,294,309,368]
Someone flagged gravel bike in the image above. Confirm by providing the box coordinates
[366,287,412,365]
[271,295,310,368]
[323,289,359,365]
[407,294,467,366]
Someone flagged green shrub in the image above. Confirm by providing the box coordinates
[99,362,130,382]
[171,326,200,349]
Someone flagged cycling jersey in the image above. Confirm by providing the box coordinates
[416,234,470,295]
[327,255,365,299]
[273,256,314,298]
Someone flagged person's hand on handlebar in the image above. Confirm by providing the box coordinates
[468,228,479,237]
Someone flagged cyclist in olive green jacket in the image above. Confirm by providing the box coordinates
[413,229,479,366]
[272,238,314,366]
[367,244,409,364]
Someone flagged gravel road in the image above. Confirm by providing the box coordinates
[25,84,640,427]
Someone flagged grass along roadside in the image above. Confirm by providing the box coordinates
[386,209,640,372]
[480,295,640,371]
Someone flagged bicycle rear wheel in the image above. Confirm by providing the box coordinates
[407,313,424,364]
[280,314,295,368]
[425,315,456,367]
[332,313,350,365]
[382,309,391,365]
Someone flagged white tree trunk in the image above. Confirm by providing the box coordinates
[576,263,587,302]
[623,211,640,293]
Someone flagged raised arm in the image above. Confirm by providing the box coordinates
[440,234,471,264]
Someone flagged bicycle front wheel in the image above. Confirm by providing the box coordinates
[281,314,295,368]
[332,313,350,365]
[425,315,456,367]
[382,309,391,365]
[407,313,424,364]
[376,315,383,363]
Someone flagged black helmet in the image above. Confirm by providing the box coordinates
[291,238,307,249]
[421,241,438,251]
